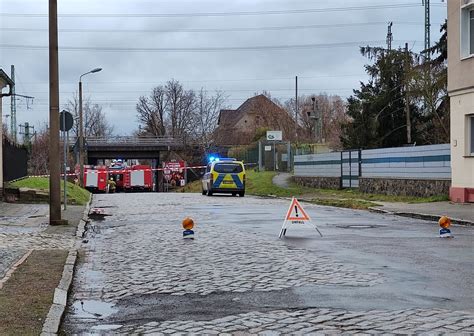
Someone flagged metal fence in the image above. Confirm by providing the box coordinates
[3,137,28,182]
[294,144,451,188]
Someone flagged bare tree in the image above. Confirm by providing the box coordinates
[283,94,348,149]
[64,94,114,138]
[136,80,228,148]
[194,88,227,147]
[2,122,9,141]
[165,79,195,138]
[136,86,167,136]
[28,124,49,175]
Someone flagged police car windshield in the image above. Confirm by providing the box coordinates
[214,163,243,173]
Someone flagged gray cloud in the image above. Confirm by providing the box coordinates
[0,0,447,135]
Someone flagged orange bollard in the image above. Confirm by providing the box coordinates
[438,216,453,238]
[182,217,195,239]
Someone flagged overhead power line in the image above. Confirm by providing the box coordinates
[0,3,446,18]
[19,74,367,85]
[0,21,436,34]
[1,40,414,52]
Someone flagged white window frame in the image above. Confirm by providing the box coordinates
[468,114,474,156]
[461,2,474,59]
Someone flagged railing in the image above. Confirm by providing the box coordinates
[83,136,184,146]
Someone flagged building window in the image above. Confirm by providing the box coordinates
[461,4,474,58]
[470,115,474,155]
[471,10,474,55]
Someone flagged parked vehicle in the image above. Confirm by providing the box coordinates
[83,166,108,192]
[122,165,153,192]
[202,158,245,197]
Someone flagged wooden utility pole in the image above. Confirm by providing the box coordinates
[49,0,63,224]
[404,43,412,144]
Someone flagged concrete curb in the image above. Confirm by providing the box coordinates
[41,193,92,336]
[368,207,474,226]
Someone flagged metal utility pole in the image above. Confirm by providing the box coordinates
[404,43,412,144]
[49,0,63,225]
[19,122,35,147]
[10,65,16,142]
[422,0,431,60]
[386,22,393,50]
[295,76,298,143]
[311,97,318,142]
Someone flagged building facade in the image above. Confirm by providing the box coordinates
[448,0,474,202]
[214,95,295,146]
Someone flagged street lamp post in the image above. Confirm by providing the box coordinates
[78,67,102,187]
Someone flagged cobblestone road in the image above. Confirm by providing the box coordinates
[0,248,25,279]
[118,308,474,335]
[0,203,74,281]
[64,193,474,334]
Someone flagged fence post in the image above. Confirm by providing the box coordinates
[340,151,343,189]
[287,141,291,172]
[349,151,352,188]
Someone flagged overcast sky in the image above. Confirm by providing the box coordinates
[0,0,447,136]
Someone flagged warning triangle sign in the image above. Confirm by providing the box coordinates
[285,197,310,221]
[279,197,322,238]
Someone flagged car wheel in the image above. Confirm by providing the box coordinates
[239,191,245,197]
[232,192,237,196]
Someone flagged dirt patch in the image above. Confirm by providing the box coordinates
[0,249,68,336]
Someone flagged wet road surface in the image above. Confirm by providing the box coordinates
[62,193,474,334]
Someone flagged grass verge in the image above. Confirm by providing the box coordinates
[0,249,68,336]
[9,177,90,205]
[179,170,447,210]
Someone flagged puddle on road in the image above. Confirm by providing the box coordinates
[71,300,118,319]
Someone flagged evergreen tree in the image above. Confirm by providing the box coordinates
[341,46,420,149]
[413,21,449,144]
[342,21,448,150]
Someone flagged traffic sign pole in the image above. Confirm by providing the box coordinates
[59,110,74,210]
[63,113,67,210]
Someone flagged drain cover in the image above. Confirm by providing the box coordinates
[338,224,377,229]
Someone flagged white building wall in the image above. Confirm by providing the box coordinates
[450,90,474,189]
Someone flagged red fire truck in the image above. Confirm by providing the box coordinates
[83,165,108,192]
[122,165,153,192]
[81,164,153,193]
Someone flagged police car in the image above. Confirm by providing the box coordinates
[202,158,245,197]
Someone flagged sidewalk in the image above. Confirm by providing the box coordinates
[272,172,292,188]
[273,173,474,225]
[370,201,474,225]
[0,201,88,335]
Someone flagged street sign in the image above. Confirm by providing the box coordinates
[265,145,272,151]
[266,130,282,141]
[279,197,322,238]
[59,110,73,132]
